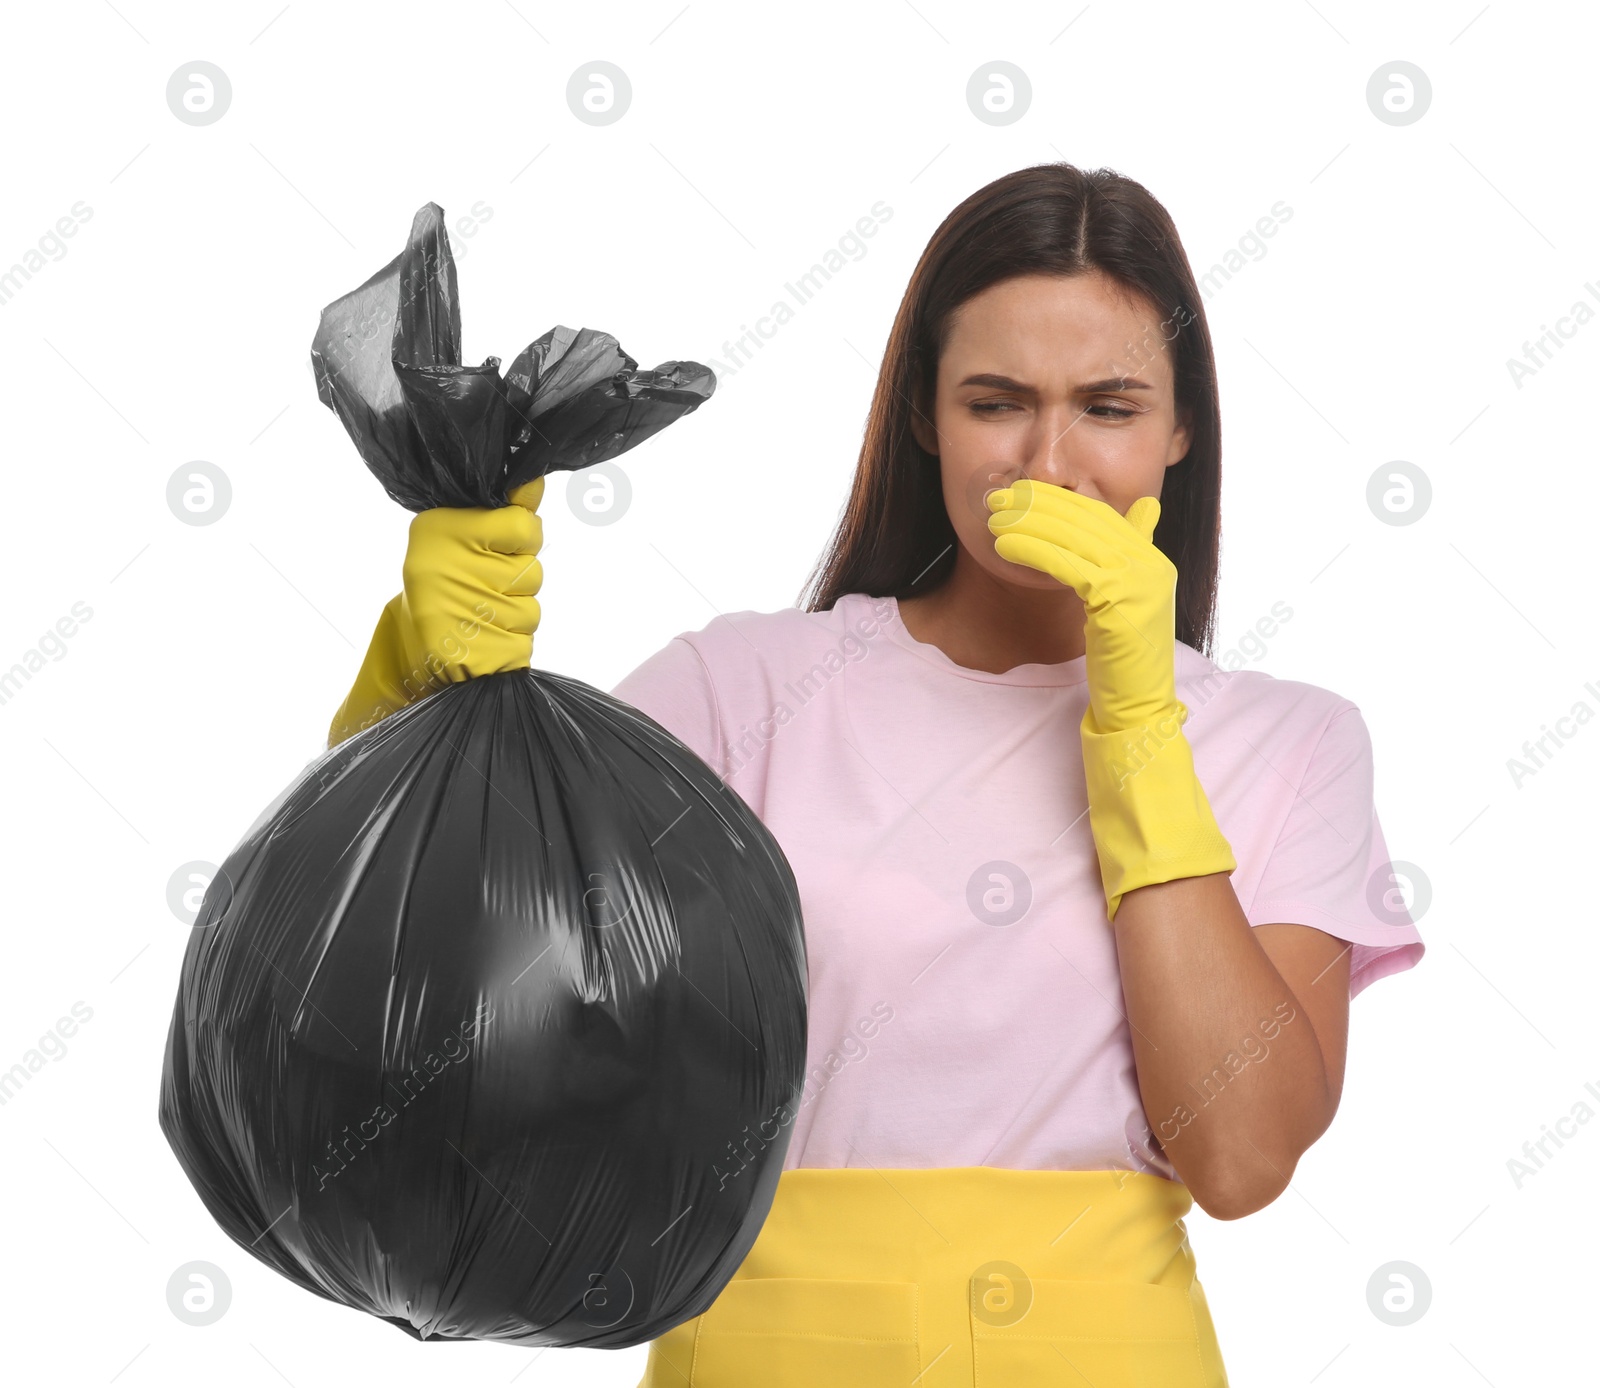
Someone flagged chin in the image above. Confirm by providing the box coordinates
[984,559,1067,592]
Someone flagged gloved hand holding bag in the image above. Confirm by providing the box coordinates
[330,475,545,745]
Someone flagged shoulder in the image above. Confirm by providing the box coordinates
[611,593,896,714]
[1174,640,1363,746]
[672,591,898,674]
[1171,646,1369,786]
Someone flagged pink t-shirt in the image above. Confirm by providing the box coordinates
[609,591,1426,1179]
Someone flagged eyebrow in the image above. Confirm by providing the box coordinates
[958,372,1153,393]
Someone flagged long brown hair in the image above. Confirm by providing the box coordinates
[798,162,1224,657]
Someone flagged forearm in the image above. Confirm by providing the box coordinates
[1112,871,1335,1219]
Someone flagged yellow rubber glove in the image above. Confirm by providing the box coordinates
[328,477,545,748]
[986,478,1236,922]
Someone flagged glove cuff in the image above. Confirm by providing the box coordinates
[1079,702,1238,923]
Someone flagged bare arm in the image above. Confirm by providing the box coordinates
[1112,871,1352,1219]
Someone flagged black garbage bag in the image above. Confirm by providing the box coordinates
[158,202,808,1348]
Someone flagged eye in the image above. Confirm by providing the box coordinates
[968,399,1139,419]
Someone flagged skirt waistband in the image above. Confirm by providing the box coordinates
[639,1167,1229,1388]
[738,1165,1200,1287]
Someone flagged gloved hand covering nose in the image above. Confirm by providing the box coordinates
[328,476,545,748]
[987,478,1237,921]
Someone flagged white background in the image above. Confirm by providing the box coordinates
[0,1,1593,1383]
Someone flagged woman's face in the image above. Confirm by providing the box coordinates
[910,270,1194,592]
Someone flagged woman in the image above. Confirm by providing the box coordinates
[329,162,1426,1387]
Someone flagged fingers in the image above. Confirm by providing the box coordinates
[498,554,543,598]
[414,590,539,656]
[400,491,547,683]
[409,503,541,558]
[429,549,541,599]
[507,476,545,512]
[990,479,1160,546]
[989,495,1122,571]
[1124,495,1161,543]
[992,532,1091,596]
[476,502,542,556]
[416,622,534,679]
[987,480,1165,570]
[405,523,541,614]
[494,593,540,637]
[986,479,1112,531]
[400,492,546,681]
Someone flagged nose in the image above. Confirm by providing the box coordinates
[1019,408,1082,491]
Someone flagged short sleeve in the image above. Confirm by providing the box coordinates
[1246,705,1426,1000]
[608,636,725,779]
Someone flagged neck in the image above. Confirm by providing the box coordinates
[897,549,1088,674]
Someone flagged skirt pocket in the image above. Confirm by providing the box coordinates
[969,1275,1223,1388]
[688,1276,921,1387]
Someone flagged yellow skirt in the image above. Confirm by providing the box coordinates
[638,1165,1229,1387]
